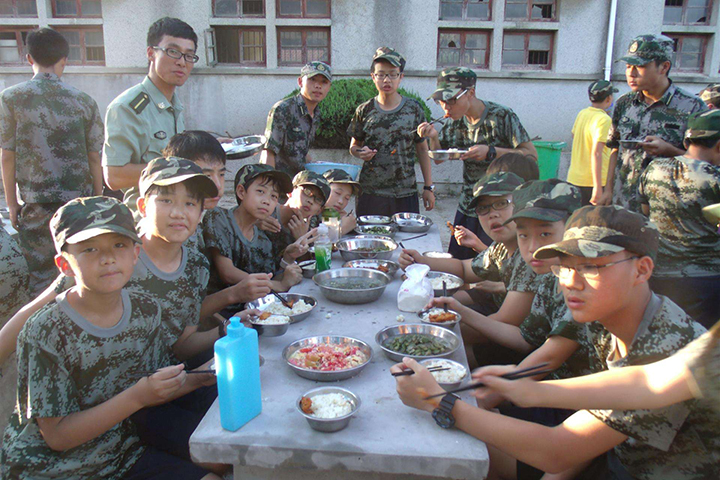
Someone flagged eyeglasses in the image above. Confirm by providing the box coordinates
[476,198,511,216]
[153,46,199,64]
[435,89,468,106]
[550,256,639,280]
[372,72,401,80]
[301,187,321,205]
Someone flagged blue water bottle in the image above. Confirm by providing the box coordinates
[215,317,262,431]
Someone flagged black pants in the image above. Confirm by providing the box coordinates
[650,275,720,329]
[448,210,493,260]
[123,446,209,480]
[573,185,594,206]
[356,193,419,217]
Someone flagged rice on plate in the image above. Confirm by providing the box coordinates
[300,393,353,419]
[252,314,290,325]
[265,299,313,315]
[429,274,462,290]
[423,359,467,384]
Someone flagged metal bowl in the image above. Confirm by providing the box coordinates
[335,237,397,261]
[427,271,464,297]
[283,335,373,381]
[313,268,390,304]
[375,323,460,362]
[298,260,316,279]
[419,308,461,330]
[246,293,317,323]
[342,259,400,277]
[249,317,290,337]
[423,251,453,259]
[358,215,392,225]
[392,213,433,233]
[354,224,398,238]
[428,149,468,161]
[223,134,266,159]
[352,234,395,244]
[296,386,361,433]
[419,358,468,391]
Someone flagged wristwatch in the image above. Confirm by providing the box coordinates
[432,393,459,429]
[423,185,436,193]
[486,145,497,162]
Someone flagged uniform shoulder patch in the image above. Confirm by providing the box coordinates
[130,92,150,115]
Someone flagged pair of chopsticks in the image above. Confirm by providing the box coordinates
[270,289,293,309]
[399,233,428,249]
[392,366,450,377]
[423,362,552,399]
[131,369,215,378]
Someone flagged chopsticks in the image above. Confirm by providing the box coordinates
[392,366,450,377]
[423,362,552,399]
[402,233,427,242]
[442,281,449,312]
[131,370,215,378]
[270,289,293,309]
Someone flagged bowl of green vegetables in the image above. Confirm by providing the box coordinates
[375,324,460,362]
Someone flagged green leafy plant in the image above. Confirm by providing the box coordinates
[286,79,432,149]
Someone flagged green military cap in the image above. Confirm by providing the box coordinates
[468,171,524,210]
[505,179,582,225]
[588,80,619,102]
[699,84,720,104]
[702,203,720,228]
[685,110,720,142]
[535,205,659,260]
[234,163,293,204]
[51,196,141,253]
[618,34,674,66]
[323,168,362,195]
[372,46,406,71]
[292,170,331,204]
[139,156,218,198]
[301,61,332,81]
[429,67,477,102]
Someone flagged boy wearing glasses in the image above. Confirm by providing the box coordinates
[393,205,713,480]
[103,17,198,219]
[348,47,435,217]
[418,67,537,260]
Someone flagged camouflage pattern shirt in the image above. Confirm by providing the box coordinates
[470,242,540,306]
[607,82,706,212]
[438,101,530,216]
[587,294,718,479]
[637,155,720,277]
[0,226,29,324]
[678,322,720,407]
[126,246,209,346]
[264,94,321,177]
[0,289,172,479]
[0,73,104,204]
[347,96,426,198]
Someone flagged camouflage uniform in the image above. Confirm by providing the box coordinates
[0,72,104,295]
[263,62,332,177]
[678,321,720,406]
[608,35,707,212]
[699,83,720,108]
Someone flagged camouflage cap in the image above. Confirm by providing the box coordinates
[372,46,406,71]
[234,163,293,204]
[51,196,141,253]
[685,110,720,142]
[429,67,477,101]
[618,34,674,66]
[588,80,619,102]
[301,61,332,81]
[139,156,218,198]
[468,172,524,210]
[505,179,582,225]
[323,168,362,195]
[699,84,720,104]
[702,203,720,227]
[292,170,331,204]
[534,205,659,260]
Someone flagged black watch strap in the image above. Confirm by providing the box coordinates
[423,185,435,192]
[486,145,497,162]
[432,393,459,429]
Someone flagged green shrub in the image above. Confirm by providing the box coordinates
[285,79,432,149]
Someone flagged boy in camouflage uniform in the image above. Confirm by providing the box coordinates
[0,196,219,480]
[0,28,104,296]
[606,34,707,212]
[348,47,435,217]
[322,168,361,235]
[393,205,715,480]
[699,83,720,110]
[638,109,720,328]
[418,67,537,260]
[261,62,332,176]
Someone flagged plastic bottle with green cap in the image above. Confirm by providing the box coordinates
[315,223,332,272]
[215,317,262,431]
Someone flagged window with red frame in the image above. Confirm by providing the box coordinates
[213,0,265,17]
[438,30,490,68]
[0,27,34,64]
[505,0,556,21]
[502,32,553,69]
[0,0,37,17]
[57,28,105,65]
[278,27,329,65]
[277,0,329,17]
[663,0,711,25]
[51,0,102,17]
[439,0,491,21]
[214,26,266,65]
[666,34,707,72]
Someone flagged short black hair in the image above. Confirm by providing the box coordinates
[654,58,672,76]
[487,153,540,183]
[685,136,720,149]
[236,173,280,205]
[371,58,404,73]
[163,131,226,165]
[147,17,197,50]
[144,181,206,206]
[26,28,69,67]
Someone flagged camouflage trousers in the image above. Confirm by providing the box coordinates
[0,228,29,325]
[612,162,642,213]
[17,202,62,297]
[0,354,17,445]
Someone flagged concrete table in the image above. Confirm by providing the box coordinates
[190,226,489,480]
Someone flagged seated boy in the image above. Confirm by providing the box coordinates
[321,168,361,235]
[271,170,329,247]
[393,205,714,480]
[0,196,219,479]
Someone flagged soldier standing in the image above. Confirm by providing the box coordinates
[260,61,332,177]
[102,17,198,218]
[0,28,104,295]
[606,34,707,212]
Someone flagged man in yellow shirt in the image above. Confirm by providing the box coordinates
[568,80,618,205]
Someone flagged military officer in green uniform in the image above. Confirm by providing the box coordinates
[102,17,198,219]
[606,34,707,212]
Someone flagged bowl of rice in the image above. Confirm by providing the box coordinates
[246,293,317,323]
[419,308,461,329]
[427,271,464,297]
[419,359,468,390]
[249,314,290,337]
[296,386,361,433]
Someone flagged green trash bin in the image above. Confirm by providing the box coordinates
[533,141,566,180]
